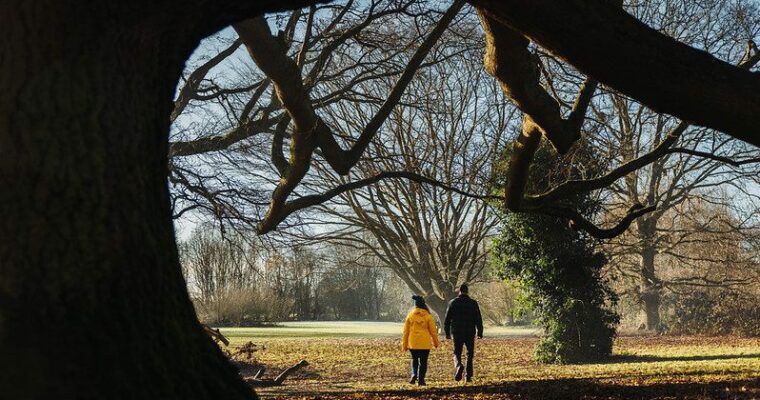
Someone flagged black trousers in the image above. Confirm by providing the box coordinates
[453,336,475,378]
[410,349,430,381]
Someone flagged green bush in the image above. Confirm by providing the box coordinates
[490,139,618,363]
[492,213,619,364]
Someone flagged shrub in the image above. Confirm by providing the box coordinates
[194,287,293,326]
[492,213,619,364]
[665,290,760,337]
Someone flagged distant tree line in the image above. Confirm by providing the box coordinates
[179,226,402,325]
[180,225,521,326]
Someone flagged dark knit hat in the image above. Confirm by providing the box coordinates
[412,295,426,309]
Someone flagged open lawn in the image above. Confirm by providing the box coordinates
[218,322,760,399]
[220,321,540,339]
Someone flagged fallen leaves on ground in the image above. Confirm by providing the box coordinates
[224,336,760,399]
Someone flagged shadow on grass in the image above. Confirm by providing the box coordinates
[608,352,760,363]
[277,378,760,400]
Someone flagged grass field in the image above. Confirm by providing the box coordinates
[220,321,540,339]
[217,322,760,399]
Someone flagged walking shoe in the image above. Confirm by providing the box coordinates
[465,376,472,383]
[454,365,464,381]
[418,380,426,386]
[409,375,417,384]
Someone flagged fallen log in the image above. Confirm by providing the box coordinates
[245,360,309,387]
[202,325,230,347]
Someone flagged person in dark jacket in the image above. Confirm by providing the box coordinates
[443,284,483,382]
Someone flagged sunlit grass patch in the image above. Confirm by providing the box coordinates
[216,322,760,399]
[219,321,540,341]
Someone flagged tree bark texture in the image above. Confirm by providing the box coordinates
[0,1,317,398]
[426,296,450,324]
[636,218,661,331]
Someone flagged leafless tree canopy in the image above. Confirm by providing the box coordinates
[305,27,510,314]
[170,0,760,242]
[169,0,760,331]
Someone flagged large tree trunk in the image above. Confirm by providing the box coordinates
[640,245,661,331]
[0,3,264,398]
[637,219,661,331]
[426,296,450,325]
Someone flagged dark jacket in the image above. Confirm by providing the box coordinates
[444,294,483,338]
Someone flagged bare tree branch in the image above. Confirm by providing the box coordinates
[172,39,242,122]
[472,0,760,146]
[541,203,657,240]
[231,3,465,234]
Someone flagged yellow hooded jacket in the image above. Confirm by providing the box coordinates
[401,308,440,351]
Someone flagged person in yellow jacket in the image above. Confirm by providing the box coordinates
[401,295,440,385]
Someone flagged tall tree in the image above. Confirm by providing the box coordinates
[582,0,760,330]
[305,25,510,317]
[492,144,619,363]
